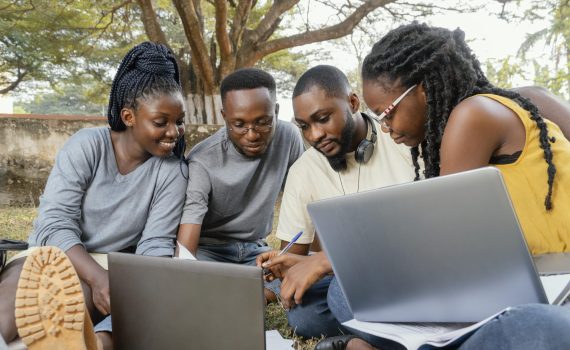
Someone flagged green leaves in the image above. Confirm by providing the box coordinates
[0,0,142,95]
[493,0,570,99]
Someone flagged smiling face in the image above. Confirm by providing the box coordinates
[293,86,357,159]
[122,92,186,158]
[222,87,278,158]
[363,79,428,148]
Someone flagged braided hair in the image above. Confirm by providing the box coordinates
[107,41,186,159]
[362,23,557,210]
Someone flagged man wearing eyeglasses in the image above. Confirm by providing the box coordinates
[176,68,304,302]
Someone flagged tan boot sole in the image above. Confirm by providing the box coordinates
[15,246,94,350]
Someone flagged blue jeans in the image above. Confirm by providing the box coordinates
[197,239,280,295]
[285,275,345,339]
[327,276,570,349]
[458,303,570,349]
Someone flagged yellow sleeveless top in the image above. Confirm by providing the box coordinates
[479,94,570,255]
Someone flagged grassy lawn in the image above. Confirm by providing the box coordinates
[0,206,320,349]
[0,207,37,260]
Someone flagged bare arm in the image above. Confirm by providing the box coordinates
[176,223,202,257]
[66,245,110,315]
[514,86,570,140]
[440,96,513,175]
[279,240,310,255]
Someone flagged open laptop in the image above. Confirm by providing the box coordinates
[534,253,570,275]
[108,253,265,350]
[307,167,550,323]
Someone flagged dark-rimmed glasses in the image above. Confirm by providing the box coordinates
[371,84,417,130]
[226,119,274,135]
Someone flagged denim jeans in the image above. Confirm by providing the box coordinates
[458,303,570,349]
[285,275,345,339]
[327,277,405,349]
[327,276,570,349]
[197,239,280,295]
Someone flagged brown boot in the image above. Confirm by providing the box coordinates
[14,246,98,350]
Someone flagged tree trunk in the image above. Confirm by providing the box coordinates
[136,0,395,125]
[186,93,222,125]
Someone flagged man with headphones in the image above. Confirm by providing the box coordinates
[256,65,419,339]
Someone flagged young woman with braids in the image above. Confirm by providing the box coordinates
[360,23,570,255]
[312,23,570,350]
[0,42,187,350]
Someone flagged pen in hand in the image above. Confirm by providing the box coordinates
[263,231,303,277]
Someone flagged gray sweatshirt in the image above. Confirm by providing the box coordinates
[29,127,187,257]
[180,120,304,242]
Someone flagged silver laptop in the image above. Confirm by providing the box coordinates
[307,167,548,323]
[109,253,265,350]
[534,253,570,275]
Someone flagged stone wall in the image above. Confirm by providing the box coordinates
[0,114,220,207]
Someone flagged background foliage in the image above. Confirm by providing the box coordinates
[2,0,568,119]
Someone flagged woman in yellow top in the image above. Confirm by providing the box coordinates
[313,22,570,350]
[361,24,570,256]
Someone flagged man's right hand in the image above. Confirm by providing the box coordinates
[277,252,332,309]
[256,250,307,280]
[257,251,334,309]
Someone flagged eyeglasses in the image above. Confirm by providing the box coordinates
[371,84,417,130]
[226,119,274,135]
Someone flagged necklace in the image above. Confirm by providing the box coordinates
[337,162,362,195]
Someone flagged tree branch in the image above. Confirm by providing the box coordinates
[0,0,35,13]
[172,0,215,93]
[245,0,300,44]
[246,0,395,65]
[229,0,253,48]
[92,0,133,41]
[214,0,233,76]
[396,1,479,14]
[135,0,194,96]
[135,0,168,44]
[0,68,27,95]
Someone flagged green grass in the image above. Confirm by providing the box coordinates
[0,206,319,349]
[0,207,37,260]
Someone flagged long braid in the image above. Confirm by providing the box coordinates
[107,42,186,159]
[362,22,557,210]
[410,146,421,180]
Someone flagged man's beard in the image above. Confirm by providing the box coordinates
[315,112,355,172]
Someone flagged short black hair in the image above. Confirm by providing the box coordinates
[362,22,557,210]
[220,68,276,102]
[107,41,185,158]
[293,65,351,99]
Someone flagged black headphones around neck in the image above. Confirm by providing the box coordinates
[354,113,377,164]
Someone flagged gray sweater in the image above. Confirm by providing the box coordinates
[180,120,304,242]
[29,127,187,257]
